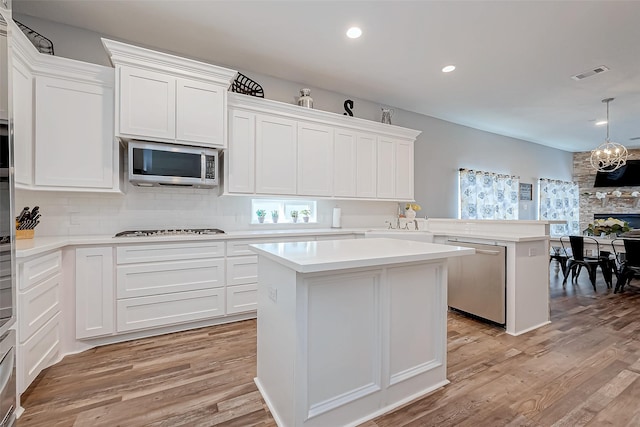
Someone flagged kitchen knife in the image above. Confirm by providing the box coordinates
[30,206,39,219]
[16,207,29,223]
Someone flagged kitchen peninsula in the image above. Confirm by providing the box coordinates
[250,238,473,427]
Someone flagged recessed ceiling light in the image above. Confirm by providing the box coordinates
[595,120,607,126]
[346,27,362,39]
[442,65,456,73]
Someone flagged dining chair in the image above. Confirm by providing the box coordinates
[560,236,613,290]
[549,245,569,277]
[613,238,640,293]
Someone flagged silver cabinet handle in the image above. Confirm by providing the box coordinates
[476,249,502,256]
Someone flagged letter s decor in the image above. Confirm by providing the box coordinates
[343,99,354,116]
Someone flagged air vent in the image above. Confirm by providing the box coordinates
[571,65,610,81]
[629,137,640,141]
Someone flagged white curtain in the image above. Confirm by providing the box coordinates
[459,169,519,220]
[538,178,580,235]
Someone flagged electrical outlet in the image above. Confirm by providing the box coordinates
[268,287,277,302]
[528,247,537,257]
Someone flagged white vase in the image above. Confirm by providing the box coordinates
[405,208,416,219]
[272,216,278,223]
[292,217,298,223]
[258,216,265,223]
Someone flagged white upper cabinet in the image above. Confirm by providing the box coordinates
[12,55,33,186]
[35,76,115,189]
[356,133,377,198]
[297,121,333,196]
[334,129,377,198]
[10,22,120,192]
[176,78,225,146]
[226,93,421,200]
[255,114,297,195]
[395,140,414,200]
[377,137,396,199]
[119,67,175,140]
[103,39,236,149]
[227,108,255,193]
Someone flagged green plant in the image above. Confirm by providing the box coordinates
[271,210,279,217]
[300,209,311,217]
[291,210,298,218]
[256,209,266,218]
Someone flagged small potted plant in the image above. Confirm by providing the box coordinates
[291,210,299,223]
[256,209,266,223]
[271,210,279,223]
[300,209,311,223]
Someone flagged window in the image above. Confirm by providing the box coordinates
[538,179,579,236]
[458,168,519,219]
[251,199,317,224]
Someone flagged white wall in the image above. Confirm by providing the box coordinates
[14,13,574,236]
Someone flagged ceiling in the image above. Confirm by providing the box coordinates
[13,0,640,153]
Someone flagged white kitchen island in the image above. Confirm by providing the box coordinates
[249,238,473,427]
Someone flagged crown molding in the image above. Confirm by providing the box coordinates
[228,92,421,140]
[102,38,237,86]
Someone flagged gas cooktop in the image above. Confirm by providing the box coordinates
[114,228,225,237]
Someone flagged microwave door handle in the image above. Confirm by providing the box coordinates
[201,152,206,183]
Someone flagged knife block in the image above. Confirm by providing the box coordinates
[16,229,34,240]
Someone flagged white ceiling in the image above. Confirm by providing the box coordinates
[13,0,640,153]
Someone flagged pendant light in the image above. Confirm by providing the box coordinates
[590,98,628,172]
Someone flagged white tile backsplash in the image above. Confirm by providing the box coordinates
[16,185,402,236]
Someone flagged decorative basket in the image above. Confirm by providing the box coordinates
[16,229,34,240]
[231,73,264,98]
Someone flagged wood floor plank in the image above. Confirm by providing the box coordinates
[17,274,640,427]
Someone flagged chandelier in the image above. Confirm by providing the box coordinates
[590,97,628,172]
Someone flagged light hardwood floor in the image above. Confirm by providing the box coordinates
[18,267,640,426]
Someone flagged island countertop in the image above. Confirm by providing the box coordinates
[249,237,474,273]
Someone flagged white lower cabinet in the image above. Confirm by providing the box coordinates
[226,255,259,315]
[76,247,115,339]
[226,284,258,315]
[17,250,63,394]
[20,313,61,394]
[117,288,225,332]
[115,242,226,333]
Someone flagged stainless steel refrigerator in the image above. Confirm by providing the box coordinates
[0,4,17,426]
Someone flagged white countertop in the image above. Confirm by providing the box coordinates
[14,228,360,258]
[249,237,475,273]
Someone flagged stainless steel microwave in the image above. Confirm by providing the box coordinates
[128,141,218,188]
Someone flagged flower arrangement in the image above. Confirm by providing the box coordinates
[585,217,631,236]
[612,190,622,197]
[405,203,421,211]
[595,192,607,200]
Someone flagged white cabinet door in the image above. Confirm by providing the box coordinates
[334,129,357,197]
[395,140,414,200]
[228,108,255,193]
[226,255,258,286]
[297,121,333,196]
[377,137,396,199]
[356,133,377,198]
[76,247,114,339]
[116,287,225,332]
[255,114,297,195]
[226,284,257,315]
[13,58,33,186]
[34,76,115,189]
[118,66,175,140]
[176,78,225,147]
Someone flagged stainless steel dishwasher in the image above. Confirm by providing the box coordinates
[446,240,506,325]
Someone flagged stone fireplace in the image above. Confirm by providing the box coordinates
[573,149,640,232]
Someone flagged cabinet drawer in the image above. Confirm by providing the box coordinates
[226,237,311,256]
[226,255,258,286]
[20,251,62,291]
[116,241,224,264]
[226,284,257,315]
[116,288,225,332]
[19,273,61,343]
[19,312,61,394]
[116,258,225,298]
